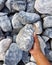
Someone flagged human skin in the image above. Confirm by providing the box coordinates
[29,34,51,65]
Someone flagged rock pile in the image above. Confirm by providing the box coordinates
[0,0,52,65]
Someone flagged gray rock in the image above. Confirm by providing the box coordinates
[35,0,52,15]
[38,35,46,54]
[26,62,36,65]
[33,21,42,34]
[30,55,36,62]
[27,0,35,12]
[22,51,30,64]
[0,0,5,10]
[0,38,12,60]
[43,16,52,28]
[5,0,26,12]
[43,28,52,38]
[13,34,17,43]
[5,43,23,65]
[51,40,52,50]
[16,24,34,51]
[42,36,49,42]
[12,13,23,32]
[0,28,5,41]
[49,51,52,61]
[18,11,40,25]
[0,14,12,32]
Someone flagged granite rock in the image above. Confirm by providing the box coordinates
[43,16,52,28]
[16,24,34,51]
[5,43,23,65]
[35,0,52,15]
[0,14,12,32]
[18,11,40,25]
[27,0,35,12]
[43,28,52,38]
[33,21,42,34]
[5,0,26,12]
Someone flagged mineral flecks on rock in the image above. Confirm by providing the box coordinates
[22,51,30,64]
[18,11,40,25]
[0,14,12,32]
[35,0,52,15]
[5,0,26,12]
[16,24,34,51]
[12,13,23,32]
[5,43,23,65]
[43,28,52,38]
[27,0,35,13]
[0,38,12,60]
[38,35,46,54]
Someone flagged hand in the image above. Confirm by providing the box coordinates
[29,34,42,57]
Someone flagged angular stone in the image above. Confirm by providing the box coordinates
[27,0,35,12]
[0,38,12,60]
[0,14,12,32]
[51,40,52,50]
[5,43,23,65]
[0,0,5,10]
[43,28,52,38]
[18,11,40,25]
[33,21,42,34]
[13,34,17,43]
[16,24,34,51]
[12,13,23,32]
[35,0,52,15]
[5,0,26,12]
[22,51,30,64]
[38,35,46,54]
[42,36,49,42]
[43,16,52,28]
[26,62,36,65]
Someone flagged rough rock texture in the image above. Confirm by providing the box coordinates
[38,35,46,54]
[0,38,12,60]
[5,43,23,65]
[27,0,35,12]
[22,51,30,64]
[0,0,5,10]
[16,24,34,51]
[26,62,36,65]
[0,14,12,32]
[43,16,52,28]
[12,13,23,32]
[35,0,52,15]
[5,0,26,12]
[18,11,40,25]
[43,28,52,38]
[33,21,42,34]
[42,36,49,42]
